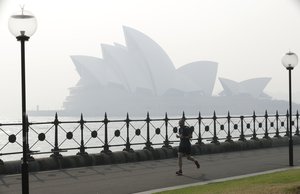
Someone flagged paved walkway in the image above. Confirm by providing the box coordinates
[1,145,300,194]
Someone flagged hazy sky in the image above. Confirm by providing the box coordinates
[0,0,300,118]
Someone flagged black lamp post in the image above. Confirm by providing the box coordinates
[282,51,298,166]
[8,7,37,194]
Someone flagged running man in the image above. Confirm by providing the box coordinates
[176,118,200,175]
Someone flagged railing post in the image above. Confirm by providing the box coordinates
[182,111,186,121]
[144,112,153,150]
[0,121,3,165]
[124,113,133,152]
[274,110,281,138]
[239,115,245,141]
[77,113,87,155]
[226,111,233,142]
[163,112,172,148]
[285,110,289,137]
[263,110,270,139]
[25,115,34,161]
[211,111,219,144]
[196,112,204,145]
[0,120,4,165]
[251,111,258,140]
[51,113,62,158]
[102,113,111,153]
[295,110,299,136]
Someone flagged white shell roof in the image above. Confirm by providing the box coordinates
[177,61,218,96]
[124,26,177,95]
[70,55,122,86]
[70,27,221,96]
[219,77,271,98]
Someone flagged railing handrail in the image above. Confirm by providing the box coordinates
[0,110,298,162]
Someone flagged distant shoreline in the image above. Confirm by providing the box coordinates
[27,96,300,118]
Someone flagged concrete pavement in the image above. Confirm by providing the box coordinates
[0,145,300,194]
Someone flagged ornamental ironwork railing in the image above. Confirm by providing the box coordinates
[0,110,299,162]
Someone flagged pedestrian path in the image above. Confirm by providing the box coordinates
[0,145,299,194]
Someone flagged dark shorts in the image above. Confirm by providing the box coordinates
[178,141,191,155]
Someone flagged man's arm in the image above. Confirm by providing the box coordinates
[176,133,190,139]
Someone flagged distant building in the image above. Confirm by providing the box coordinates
[59,26,295,117]
[218,77,271,99]
[63,26,220,115]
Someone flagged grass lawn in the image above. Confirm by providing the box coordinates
[155,169,300,194]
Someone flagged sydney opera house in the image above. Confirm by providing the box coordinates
[59,26,296,117]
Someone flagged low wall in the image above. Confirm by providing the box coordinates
[1,136,300,175]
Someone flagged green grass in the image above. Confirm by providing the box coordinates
[155,169,300,194]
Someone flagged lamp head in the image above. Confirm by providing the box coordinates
[282,51,298,70]
[8,7,37,38]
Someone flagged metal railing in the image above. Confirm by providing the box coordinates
[0,110,299,162]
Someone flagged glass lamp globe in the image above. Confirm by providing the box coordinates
[282,52,298,69]
[8,9,37,37]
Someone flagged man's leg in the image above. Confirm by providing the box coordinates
[176,152,183,175]
[187,155,200,168]
[186,154,195,162]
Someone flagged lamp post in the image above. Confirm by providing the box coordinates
[8,7,37,194]
[282,51,298,166]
